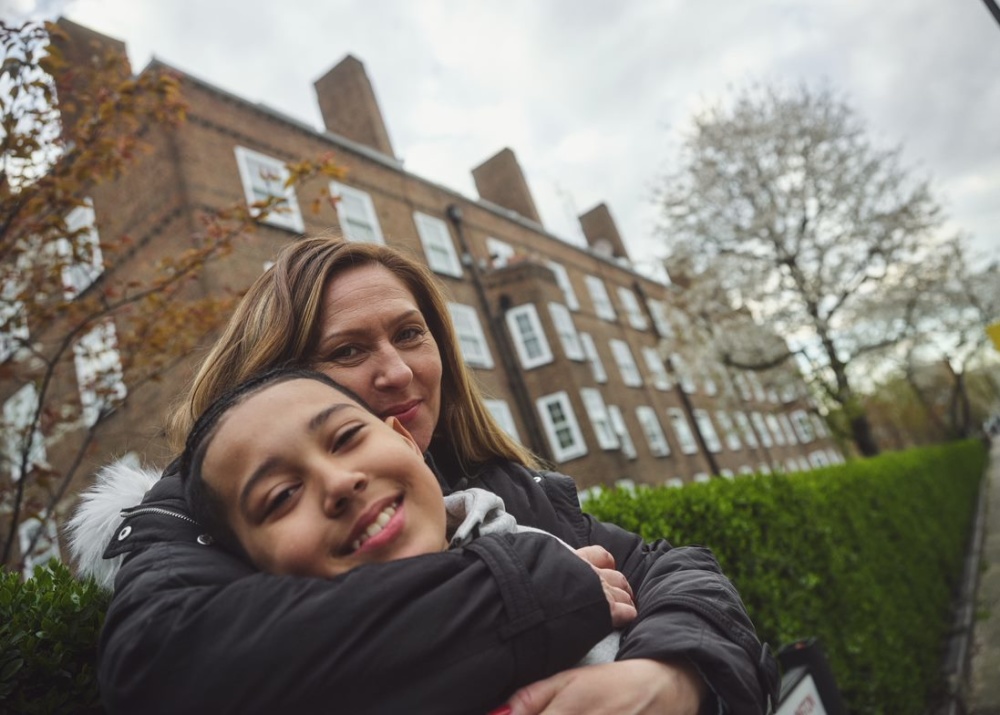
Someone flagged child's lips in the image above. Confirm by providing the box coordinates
[346,496,403,554]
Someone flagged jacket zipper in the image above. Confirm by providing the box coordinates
[120,505,199,524]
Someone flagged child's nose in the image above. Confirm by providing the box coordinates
[321,469,369,518]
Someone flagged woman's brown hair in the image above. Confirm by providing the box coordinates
[168,236,539,470]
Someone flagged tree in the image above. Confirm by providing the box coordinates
[656,83,956,456]
[0,21,341,569]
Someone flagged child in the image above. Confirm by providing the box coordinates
[179,367,629,663]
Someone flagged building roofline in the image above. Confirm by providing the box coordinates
[142,57,665,287]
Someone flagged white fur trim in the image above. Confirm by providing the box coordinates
[66,460,159,590]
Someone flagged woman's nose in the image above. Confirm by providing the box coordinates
[321,469,369,518]
[372,346,413,390]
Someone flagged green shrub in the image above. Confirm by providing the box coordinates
[0,560,109,714]
[585,440,986,715]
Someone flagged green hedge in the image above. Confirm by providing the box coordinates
[0,560,109,714]
[584,440,987,715]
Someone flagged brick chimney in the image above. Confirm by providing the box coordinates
[313,55,395,158]
[579,203,630,262]
[471,148,542,224]
[51,18,132,143]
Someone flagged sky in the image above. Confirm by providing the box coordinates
[8,0,1000,272]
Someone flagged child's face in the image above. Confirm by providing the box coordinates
[201,377,448,578]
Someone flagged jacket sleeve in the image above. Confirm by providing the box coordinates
[99,531,611,715]
[540,472,779,715]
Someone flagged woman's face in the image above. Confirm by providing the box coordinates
[311,264,443,453]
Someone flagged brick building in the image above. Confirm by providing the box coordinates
[3,19,843,569]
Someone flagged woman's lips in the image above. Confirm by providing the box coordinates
[382,400,421,424]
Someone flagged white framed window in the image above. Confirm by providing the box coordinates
[809,450,830,468]
[734,411,759,448]
[1,278,28,363]
[667,408,699,455]
[330,181,385,244]
[234,147,304,233]
[765,413,786,446]
[546,261,579,311]
[693,473,711,484]
[609,339,642,387]
[703,370,718,396]
[750,412,774,448]
[484,398,520,443]
[607,405,637,460]
[73,320,127,427]
[2,383,47,481]
[826,449,844,465]
[790,410,816,442]
[767,388,779,403]
[506,304,553,370]
[785,458,800,473]
[548,303,585,361]
[733,372,753,401]
[719,468,735,479]
[414,212,463,277]
[749,372,767,402]
[780,383,798,404]
[536,391,587,463]
[18,515,61,579]
[579,333,607,384]
[778,413,799,445]
[715,411,742,451]
[758,463,773,475]
[56,199,105,299]
[739,465,754,476]
[798,457,812,472]
[616,286,647,331]
[585,276,616,321]
[580,388,619,450]
[811,412,830,438]
[486,237,515,268]
[641,346,670,391]
[448,303,494,369]
[670,353,697,394]
[647,299,675,339]
[635,405,670,457]
[666,477,684,488]
[693,409,722,453]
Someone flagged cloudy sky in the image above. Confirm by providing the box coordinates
[11,0,1000,269]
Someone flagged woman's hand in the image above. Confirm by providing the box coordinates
[574,546,635,628]
[498,659,707,715]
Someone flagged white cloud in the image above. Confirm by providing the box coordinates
[8,0,993,265]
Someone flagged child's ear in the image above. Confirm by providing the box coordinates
[385,416,422,454]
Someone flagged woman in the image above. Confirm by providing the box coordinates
[77,237,778,714]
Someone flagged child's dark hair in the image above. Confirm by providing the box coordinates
[179,366,373,557]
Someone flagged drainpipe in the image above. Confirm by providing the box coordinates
[446,204,552,462]
[633,280,720,476]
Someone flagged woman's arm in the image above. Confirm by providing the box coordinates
[99,532,612,715]
[533,472,780,715]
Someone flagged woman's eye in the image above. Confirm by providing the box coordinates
[328,345,363,362]
[396,326,425,343]
[331,424,363,452]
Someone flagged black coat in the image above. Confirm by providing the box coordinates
[97,455,778,714]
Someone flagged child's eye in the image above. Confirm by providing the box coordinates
[264,485,300,517]
[331,424,363,452]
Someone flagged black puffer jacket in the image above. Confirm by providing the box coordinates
[95,454,778,714]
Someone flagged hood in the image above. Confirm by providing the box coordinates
[66,460,159,590]
[444,487,517,547]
